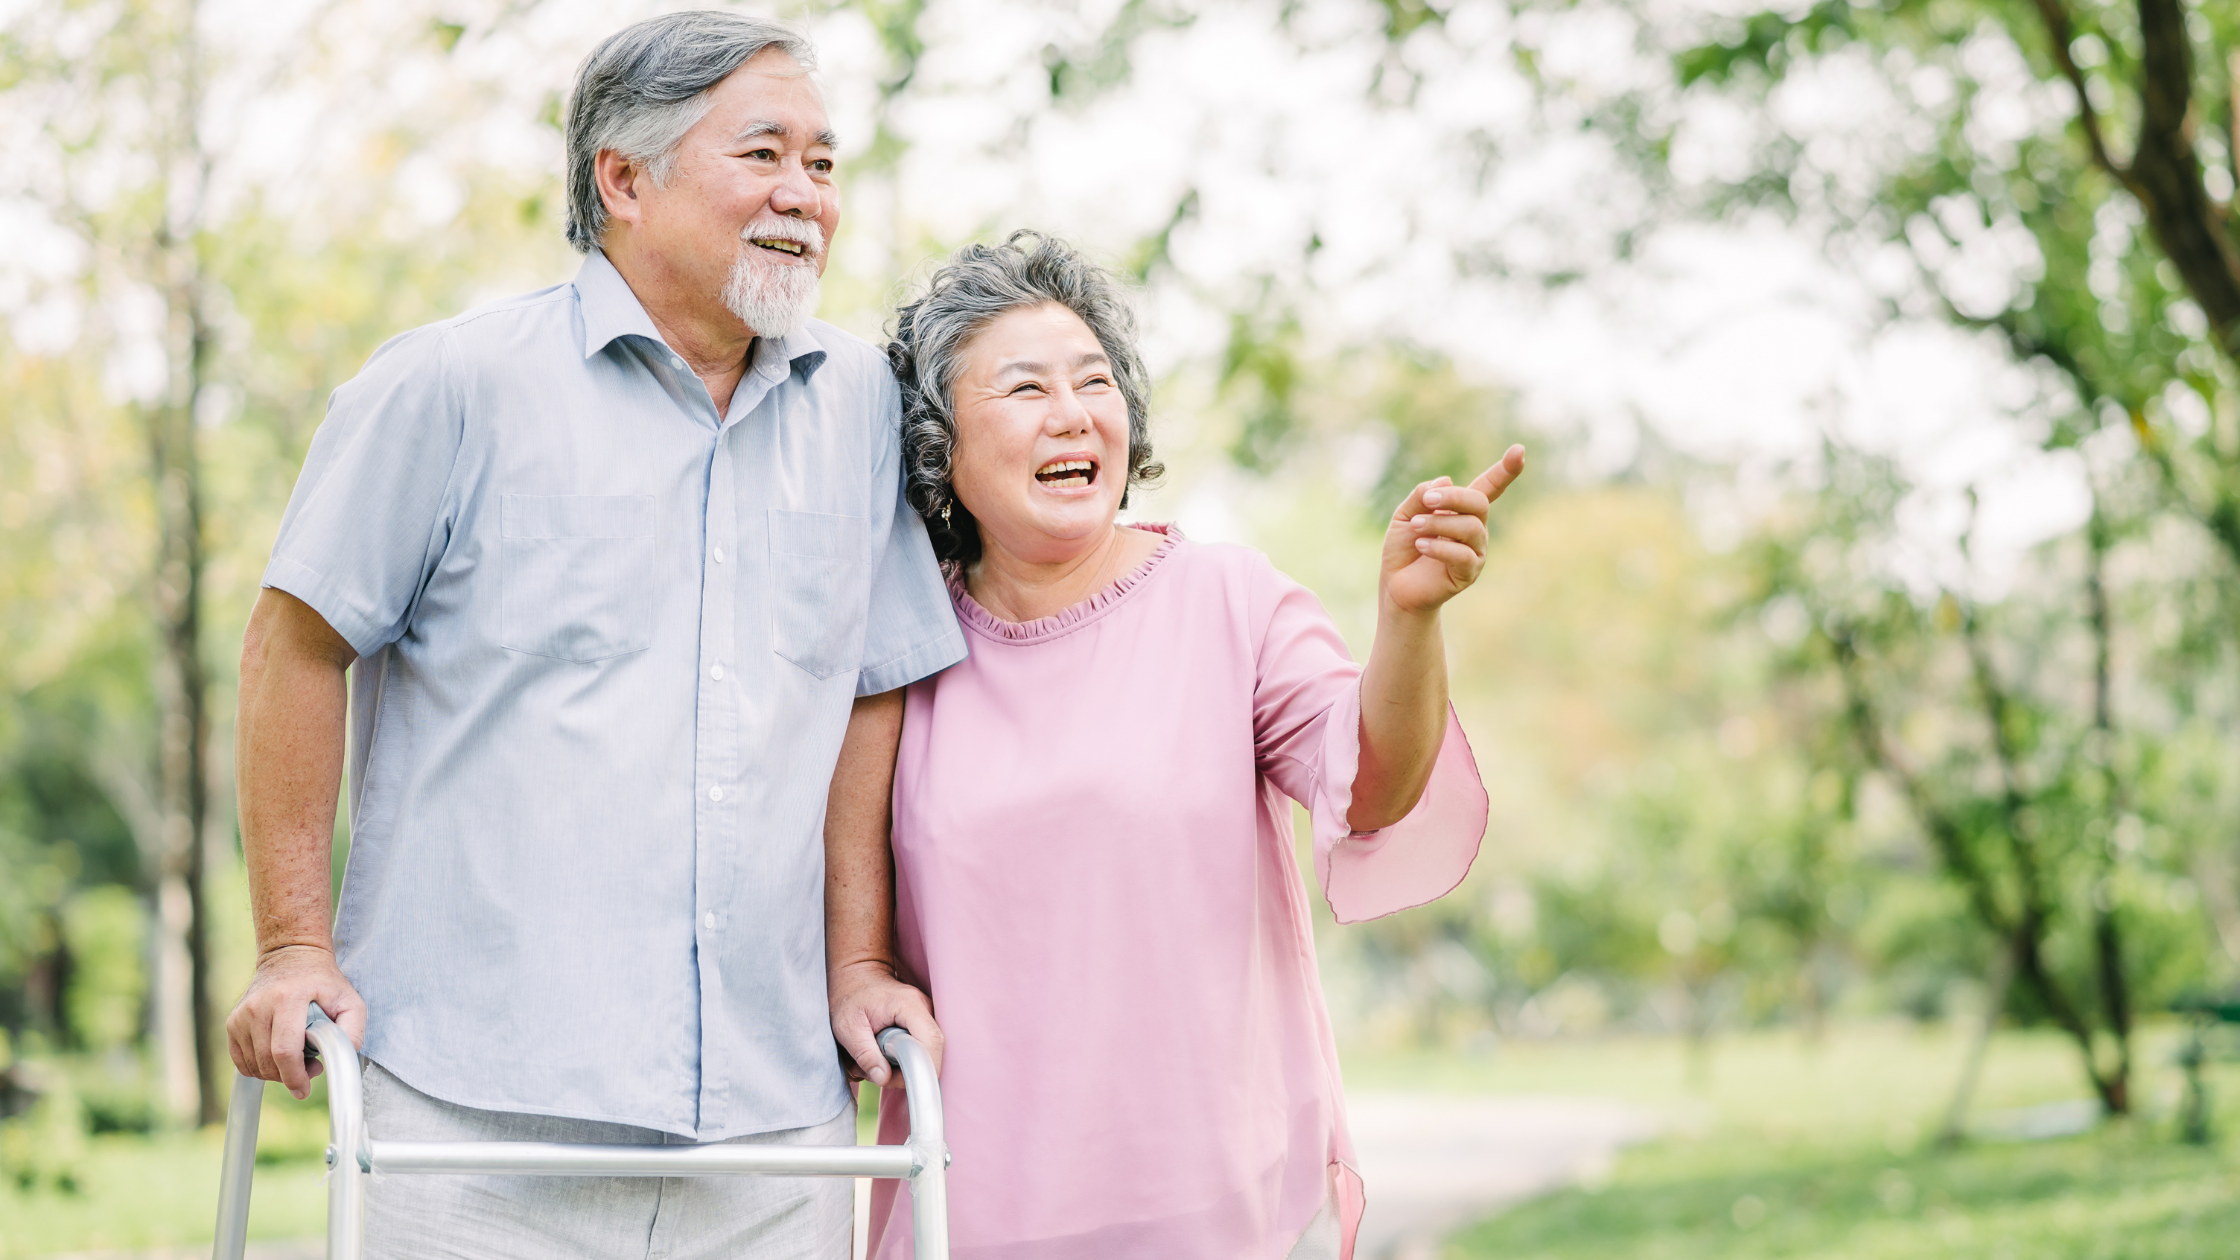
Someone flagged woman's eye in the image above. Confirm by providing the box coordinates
[1081,375,1112,389]
[1008,382,1044,396]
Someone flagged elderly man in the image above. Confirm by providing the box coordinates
[225,12,958,1257]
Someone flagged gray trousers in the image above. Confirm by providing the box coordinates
[363,1061,854,1260]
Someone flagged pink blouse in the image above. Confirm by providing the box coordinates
[866,527,1489,1260]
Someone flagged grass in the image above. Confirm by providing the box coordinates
[2,1084,331,1258]
[1385,1022,2240,1260]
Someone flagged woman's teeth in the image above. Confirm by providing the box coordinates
[1035,459,1095,488]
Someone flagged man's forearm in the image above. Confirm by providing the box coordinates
[1350,605,1449,832]
[237,590,354,956]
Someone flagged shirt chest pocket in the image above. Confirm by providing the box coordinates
[500,494,661,663]
[768,509,871,680]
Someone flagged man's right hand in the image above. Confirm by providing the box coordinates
[225,944,367,1100]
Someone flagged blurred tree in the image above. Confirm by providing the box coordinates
[1659,0,2240,563]
[1743,447,2221,1115]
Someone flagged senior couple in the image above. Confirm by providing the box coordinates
[227,11,1516,1260]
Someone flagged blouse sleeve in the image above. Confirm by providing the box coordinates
[1250,556,1490,925]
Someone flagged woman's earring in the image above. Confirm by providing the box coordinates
[939,500,952,525]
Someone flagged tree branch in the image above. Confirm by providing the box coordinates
[2028,0,2130,182]
[2127,0,2240,361]
[1827,628,2011,934]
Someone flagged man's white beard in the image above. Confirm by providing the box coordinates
[722,231,823,339]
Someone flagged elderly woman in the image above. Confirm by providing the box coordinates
[827,233,1519,1260]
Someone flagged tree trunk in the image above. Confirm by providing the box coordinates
[2084,513,2133,1116]
[147,0,220,1126]
[1938,939,2015,1146]
[148,304,218,1124]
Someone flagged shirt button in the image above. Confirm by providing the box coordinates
[712,546,725,563]
[702,912,716,931]
[708,785,724,802]
[710,663,725,681]
[670,355,685,369]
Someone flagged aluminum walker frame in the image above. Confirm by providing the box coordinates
[211,1004,949,1260]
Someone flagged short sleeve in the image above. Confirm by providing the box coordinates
[854,369,966,696]
[1250,559,1489,925]
[263,327,465,659]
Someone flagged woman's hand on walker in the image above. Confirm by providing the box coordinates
[829,960,944,1090]
[1380,444,1525,617]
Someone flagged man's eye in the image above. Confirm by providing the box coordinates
[745,148,778,161]
[810,159,835,174]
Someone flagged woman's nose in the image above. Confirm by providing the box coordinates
[1046,387,1094,436]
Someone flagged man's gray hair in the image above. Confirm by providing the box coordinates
[889,231,1163,567]
[564,11,815,253]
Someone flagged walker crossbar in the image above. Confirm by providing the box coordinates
[211,1004,949,1260]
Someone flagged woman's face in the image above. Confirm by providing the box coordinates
[948,302,1133,565]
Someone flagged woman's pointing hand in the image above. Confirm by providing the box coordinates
[1379,443,1525,618]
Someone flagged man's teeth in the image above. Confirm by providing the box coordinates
[753,238,805,256]
[1035,459,1095,488]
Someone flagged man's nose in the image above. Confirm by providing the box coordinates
[769,158,820,218]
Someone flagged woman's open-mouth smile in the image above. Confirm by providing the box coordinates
[1034,458,1099,491]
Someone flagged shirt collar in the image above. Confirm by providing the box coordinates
[575,249,829,383]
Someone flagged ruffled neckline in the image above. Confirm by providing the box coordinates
[950,525,1182,645]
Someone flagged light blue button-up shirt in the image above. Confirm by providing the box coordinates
[264,251,965,1139]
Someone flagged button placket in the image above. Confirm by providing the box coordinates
[691,412,745,1131]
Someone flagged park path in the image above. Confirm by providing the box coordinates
[1345,1092,1657,1259]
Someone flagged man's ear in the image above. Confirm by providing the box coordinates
[594,149,647,231]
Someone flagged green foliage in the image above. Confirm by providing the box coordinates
[60,888,145,1054]
[1455,1119,2240,1259]
[0,1069,85,1195]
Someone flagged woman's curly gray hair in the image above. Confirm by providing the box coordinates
[889,231,1163,567]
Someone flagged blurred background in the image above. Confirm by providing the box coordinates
[5,0,2240,1255]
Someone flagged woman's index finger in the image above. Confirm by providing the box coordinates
[1469,445,1527,500]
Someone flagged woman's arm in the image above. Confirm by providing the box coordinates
[1348,446,1526,831]
[825,688,944,1087]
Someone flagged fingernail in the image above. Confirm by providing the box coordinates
[1416,538,1433,550]
[1411,514,1429,526]
[1424,491,1443,507]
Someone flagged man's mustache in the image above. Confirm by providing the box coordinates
[741,217,825,259]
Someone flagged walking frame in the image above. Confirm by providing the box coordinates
[211,1004,950,1260]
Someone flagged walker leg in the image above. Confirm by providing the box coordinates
[909,1160,949,1260]
[876,1028,950,1260]
[305,1004,368,1260]
[211,1073,264,1260]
